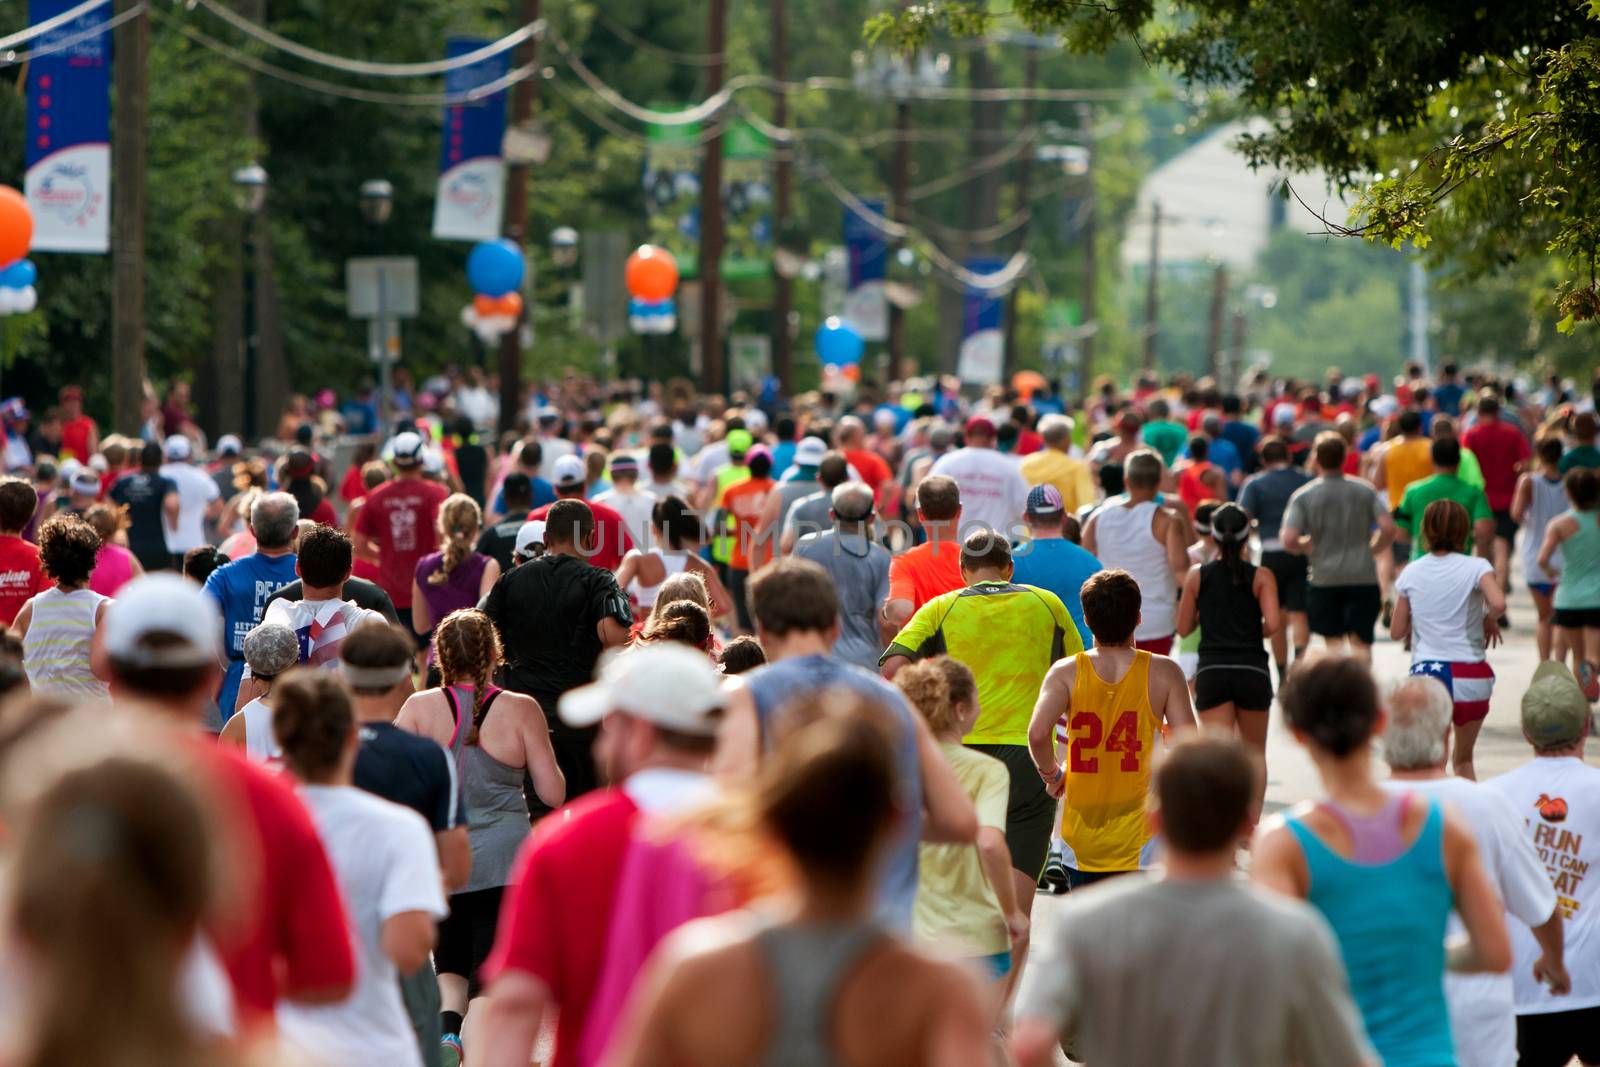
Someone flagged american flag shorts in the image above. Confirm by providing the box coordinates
[1409,659,1495,726]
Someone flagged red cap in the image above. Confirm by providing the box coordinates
[964,415,996,438]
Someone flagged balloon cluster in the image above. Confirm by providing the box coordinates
[0,188,37,317]
[625,245,678,334]
[815,316,864,384]
[461,238,525,344]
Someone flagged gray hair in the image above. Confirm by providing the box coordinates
[1125,449,1164,490]
[1382,676,1453,770]
[250,491,301,550]
[837,415,866,445]
[830,482,875,524]
[1040,414,1074,448]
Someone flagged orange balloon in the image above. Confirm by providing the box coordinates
[0,187,31,266]
[841,363,862,382]
[625,245,679,302]
[473,293,499,316]
[491,292,524,318]
[1011,369,1047,399]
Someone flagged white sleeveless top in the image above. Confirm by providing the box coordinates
[1522,474,1568,584]
[23,586,110,700]
[626,548,691,609]
[237,697,282,765]
[1093,499,1177,639]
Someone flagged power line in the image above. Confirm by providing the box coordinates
[0,0,107,51]
[0,0,141,67]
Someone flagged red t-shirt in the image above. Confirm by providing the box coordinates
[844,449,893,489]
[194,744,354,1027]
[338,464,368,505]
[308,496,338,527]
[1461,419,1531,512]
[0,535,49,626]
[59,415,97,461]
[529,499,637,572]
[483,789,640,1067]
[353,477,450,607]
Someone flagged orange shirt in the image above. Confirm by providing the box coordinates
[720,477,776,571]
[1385,437,1435,509]
[887,539,965,613]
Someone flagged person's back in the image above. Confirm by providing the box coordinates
[486,552,621,704]
[161,460,220,553]
[1239,464,1312,546]
[1387,435,1435,508]
[440,683,531,896]
[23,585,108,699]
[111,467,175,570]
[1196,558,1266,661]
[1010,537,1101,645]
[1285,473,1385,587]
[1554,504,1600,611]
[794,530,890,671]
[1092,498,1175,640]
[355,470,450,611]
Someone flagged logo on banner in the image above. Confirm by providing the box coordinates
[33,159,102,230]
[25,0,112,254]
[432,36,508,243]
[439,163,499,222]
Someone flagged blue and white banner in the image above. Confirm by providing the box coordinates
[25,0,112,254]
[958,256,1006,385]
[432,37,508,242]
[842,198,888,342]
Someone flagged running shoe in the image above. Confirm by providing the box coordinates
[440,1033,462,1067]
[1581,662,1600,704]
[1039,853,1069,895]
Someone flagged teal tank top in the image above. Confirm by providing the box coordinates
[1286,798,1456,1067]
[1554,509,1600,610]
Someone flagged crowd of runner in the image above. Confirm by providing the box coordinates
[1,359,1600,1067]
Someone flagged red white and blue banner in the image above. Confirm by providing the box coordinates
[842,198,888,342]
[958,256,1006,385]
[432,36,508,242]
[25,0,111,253]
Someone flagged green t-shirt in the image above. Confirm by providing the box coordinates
[884,580,1085,745]
[1141,420,1188,467]
[1458,447,1484,490]
[1560,444,1600,474]
[1395,473,1493,560]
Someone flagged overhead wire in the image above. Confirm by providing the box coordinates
[0,0,106,51]
[0,0,141,67]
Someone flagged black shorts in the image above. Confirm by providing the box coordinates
[434,885,505,997]
[1554,606,1600,629]
[1517,1006,1600,1067]
[1066,866,1131,891]
[1494,508,1519,542]
[1260,550,1308,612]
[1306,584,1381,645]
[729,567,752,631]
[970,743,1056,880]
[1194,664,1274,712]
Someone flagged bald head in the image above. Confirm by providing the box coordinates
[1382,676,1452,771]
[831,482,875,526]
[837,416,866,448]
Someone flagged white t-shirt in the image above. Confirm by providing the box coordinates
[1490,756,1600,1013]
[160,462,221,553]
[593,485,658,553]
[1394,552,1494,662]
[237,696,281,765]
[258,597,383,671]
[1384,776,1556,1066]
[277,785,447,1067]
[928,447,1029,541]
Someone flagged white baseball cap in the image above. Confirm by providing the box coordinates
[69,470,101,496]
[216,434,243,457]
[388,431,425,466]
[559,643,726,735]
[165,434,193,461]
[514,519,547,557]
[422,447,445,475]
[57,458,83,482]
[1370,395,1400,418]
[102,574,223,669]
[552,454,587,488]
[794,436,827,467]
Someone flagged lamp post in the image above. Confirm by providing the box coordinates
[358,179,395,434]
[231,163,267,443]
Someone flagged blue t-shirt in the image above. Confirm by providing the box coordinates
[769,440,797,481]
[1433,383,1465,417]
[1010,538,1101,647]
[203,551,299,718]
[492,476,557,515]
[1195,435,1242,485]
[1359,426,1382,453]
[1238,466,1314,544]
[1221,419,1261,471]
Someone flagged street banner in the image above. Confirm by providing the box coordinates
[25,0,112,253]
[958,256,1005,385]
[643,114,702,274]
[843,198,887,341]
[722,119,772,282]
[432,37,508,242]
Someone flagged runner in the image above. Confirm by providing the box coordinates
[395,608,565,1063]
[1010,484,1102,644]
[881,474,966,634]
[1140,397,1187,467]
[1462,391,1531,604]
[1253,655,1512,1067]
[1381,675,1567,1067]
[1391,499,1506,779]
[1082,450,1189,655]
[615,495,731,619]
[1281,433,1396,661]
[755,435,825,551]
[1020,414,1095,515]
[201,490,300,717]
[475,472,534,571]
[602,695,990,1067]
[410,493,501,639]
[109,440,180,572]
[1395,436,1496,561]
[0,476,47,626]
[1027,569,1197,886]
[794,483,890,671]
[592,453,657,552]
[353,432,451,636]
[218,621,298,763]
[1513,435,1571,660]
[1176,502,1280,793]
[84,502,144,597]
[1536,468,1600,698]
[779,451,850,554]
[14,514,109,701]
[254,526,384,689]
[528,455,637,572]
[716,446,777,630]
[273,670,448,1067]
[929,415,1029,539]
[1489,661,1600,1067]
[159,435,223,568]
[1175,434,1227,515]
[1014,735,1374,1067]
[1239,435,1313,677]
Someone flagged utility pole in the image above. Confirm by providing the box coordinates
[769,0,792,393]
[885,0,912,382]
[498,0,541,436]
[1001,46,1039,380]
[1141,200,1161,371]
[1077,102,1097,406]
[1206,262,1227,383]
[1229,304,1246,392]
[699,0,727,396]
[111,0,147,435]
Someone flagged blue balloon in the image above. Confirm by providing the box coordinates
[466,239,525,297]
[0,259,35,289]
[814,317,865,365]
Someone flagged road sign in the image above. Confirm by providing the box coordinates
[346,257,420,319]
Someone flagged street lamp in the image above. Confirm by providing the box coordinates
[232,163,267,442]
[360,179,396,434]
[549,226,578,268]
[359,179,394,226]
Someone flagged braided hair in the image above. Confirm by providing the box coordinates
[429,493,483,586]
[433,609,502,745]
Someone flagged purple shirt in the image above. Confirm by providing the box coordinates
[414,550,491,628]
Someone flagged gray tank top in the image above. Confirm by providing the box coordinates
[445,685,530,893]
[754,920,884,1067]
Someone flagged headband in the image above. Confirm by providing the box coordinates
[339,660,412,688]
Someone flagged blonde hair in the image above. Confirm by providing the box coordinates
[433,609,503,745]
[430,493,482,585]
[894,657,957,734]
[653,570,710,617]
[83,502,130,542]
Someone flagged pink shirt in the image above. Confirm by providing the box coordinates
[89,542,137,598]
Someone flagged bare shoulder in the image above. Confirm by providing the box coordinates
[497,689,546,720]
[1042,654,1078,689]
[1147,652,1187,687]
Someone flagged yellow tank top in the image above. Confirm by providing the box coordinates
[1386,437,1434,508]
[1055,650,1161,872]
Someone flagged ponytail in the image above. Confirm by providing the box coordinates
[434,609,503,745]
[430,493,483,585]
